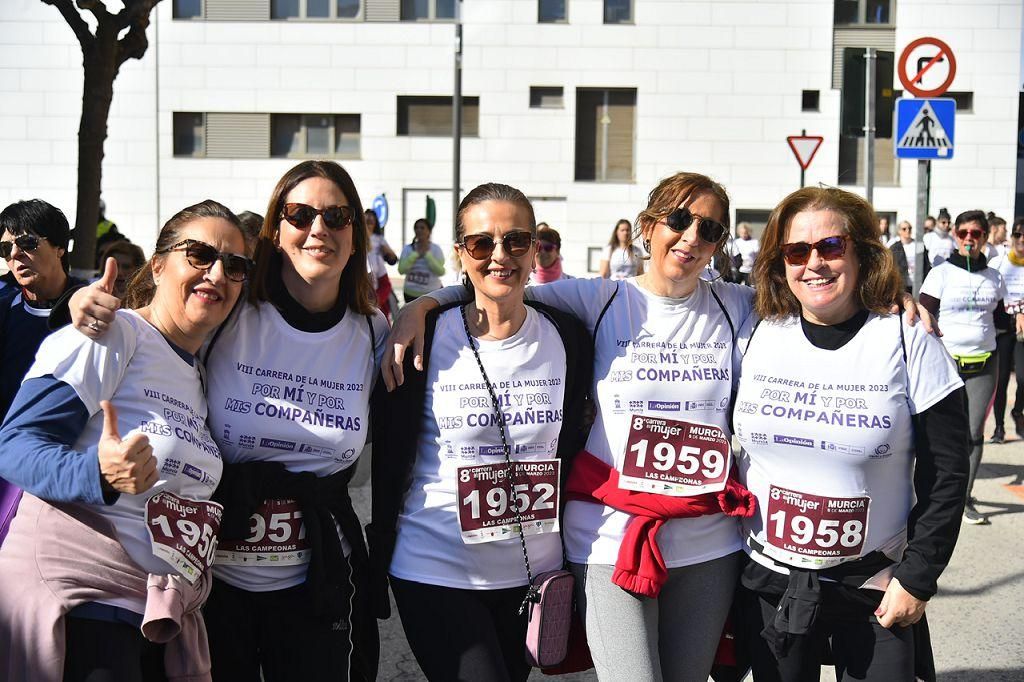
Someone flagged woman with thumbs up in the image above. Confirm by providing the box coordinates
[0,199,250,681]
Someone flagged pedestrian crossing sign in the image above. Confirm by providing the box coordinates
[895,98,955,159]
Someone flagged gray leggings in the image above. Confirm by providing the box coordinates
[964,357,997,498]
[569,552,741,682]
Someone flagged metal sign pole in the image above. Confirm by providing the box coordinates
[864,47,877,204]
[800,129,806,188]
[452,0,463,242]
[913,159,929,296]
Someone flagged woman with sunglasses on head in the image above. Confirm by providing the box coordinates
[599,218,645,280]
[0,200,249,680]
[387,172,760,681]
[989,217,1024,444]
[367,183,592,681]
[736,187,968,680]
[399,217,446,303]
[920,211,1014,526]
[65,161,386,681]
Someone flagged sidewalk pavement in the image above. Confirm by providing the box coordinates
[355,393,1024,681]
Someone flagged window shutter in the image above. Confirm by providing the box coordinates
[832,28,894,89]
[205,113,271,158]
[365,0,400,21]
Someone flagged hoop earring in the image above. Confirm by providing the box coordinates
[643,239,651,253]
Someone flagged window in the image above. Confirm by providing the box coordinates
[946,91,973,113]
[173,113,205,157]
[530,86,564,109]
[801,90,820,112]
[734,210,772,238]
[397,96,479,137]
[401,0,455,21]
[538,0,566,22]
[172,0,202,19]
[271,0,360,19]
[838,48,897,185]
[271,114,361,158]
[575,88,636,182]
[603,0,632,24]
[834,0,892,26]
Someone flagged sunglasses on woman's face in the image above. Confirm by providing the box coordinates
[460,231,535,260]
[280,203,355,231]
[1012,232,1024,240]
[955,228,985,240]
[0,234,47,260]
[159,239,253,282]
[665,207,728,244]
[780,235,848,266]
[538,241,558,253]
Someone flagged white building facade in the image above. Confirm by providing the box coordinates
[0,0,1020,275]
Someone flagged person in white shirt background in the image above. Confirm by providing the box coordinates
[890,220,927,293]
[730,221,760,285]
[983,213,1008,261]
[923,208,956,267]
[599,218,644,280]
[987,216,1024,444]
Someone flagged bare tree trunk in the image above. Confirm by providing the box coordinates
[70,31,119,275]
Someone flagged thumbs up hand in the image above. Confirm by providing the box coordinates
[97,400,158,495]
[72,257,123,339]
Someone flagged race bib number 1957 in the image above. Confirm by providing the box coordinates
[215,498,311,566]
[456,460,560,545]
[619,415,731,496]
[146,491,223,584]
[762,484,870,569]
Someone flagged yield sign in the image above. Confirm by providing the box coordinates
[787,135,823,170]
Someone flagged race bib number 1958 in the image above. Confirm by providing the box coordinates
[619,415,731,496]
[456,460,560,545]
[762,484,870,569]
[146,491,223,584]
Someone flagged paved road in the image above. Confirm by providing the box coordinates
[353,390,1024,681]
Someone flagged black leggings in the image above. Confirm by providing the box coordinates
[390,575,531,682]
[63,614,167,682]
[737,585,915,682]
[992,331,1024,428]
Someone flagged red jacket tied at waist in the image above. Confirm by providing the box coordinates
[565,450,756,598]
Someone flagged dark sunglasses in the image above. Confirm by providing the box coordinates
[281,203,355,231]
[780,235,848,266]
[460,231,535,260]
[0,234,47,260]
[665,207,728,244]
[158,239,253,282]
[955,228,985,240]
[538,241,558,253]
[1012,232,1024,239]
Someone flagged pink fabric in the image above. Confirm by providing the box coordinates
[565,450,756,598]
[533,258,564,283]
[0,494,213,682]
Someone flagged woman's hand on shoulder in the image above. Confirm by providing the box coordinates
[895,293,940,336]
[72,258,122,339]
[875,577,927,629]
[97,401,157,496]
[382,296,439,391]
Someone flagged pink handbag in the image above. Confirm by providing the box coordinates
[524,569,575,668]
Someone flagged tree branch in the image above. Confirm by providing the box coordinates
[41,0,94,47]
[75,0,114,26]
[116,0,161,65]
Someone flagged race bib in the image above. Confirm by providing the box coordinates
[406,269,430,286]
[619,415,731,496]
[215,499,311,566]
[456,459,560,545]
[146,491,223,584]
[762,485,870,569]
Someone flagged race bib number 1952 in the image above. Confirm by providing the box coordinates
[456,460,560,545]
[146,491,223,584]
[619,415,731,496]
[762,485,870,569]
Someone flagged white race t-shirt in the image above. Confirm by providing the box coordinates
[920,261,1007,356]
[923,231,956,267]
[205,301,387,592]
[991,254,1024,308]
[604,245,643,280]
[897,241,922,284]
[27,310,223,613]
[401,243,445,297]
[528,277,752,568]
[732,238,760,274]
[735,314,962,580]
[389,306,567,589]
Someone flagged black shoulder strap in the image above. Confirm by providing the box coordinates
[593,280,619,341]
[706,281,735,343]
[898,315,908,365]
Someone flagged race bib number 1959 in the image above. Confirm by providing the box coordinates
[619,415,731,496]
[762,484,870,569]
[146,491,223,584]
[456,460,560,545]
